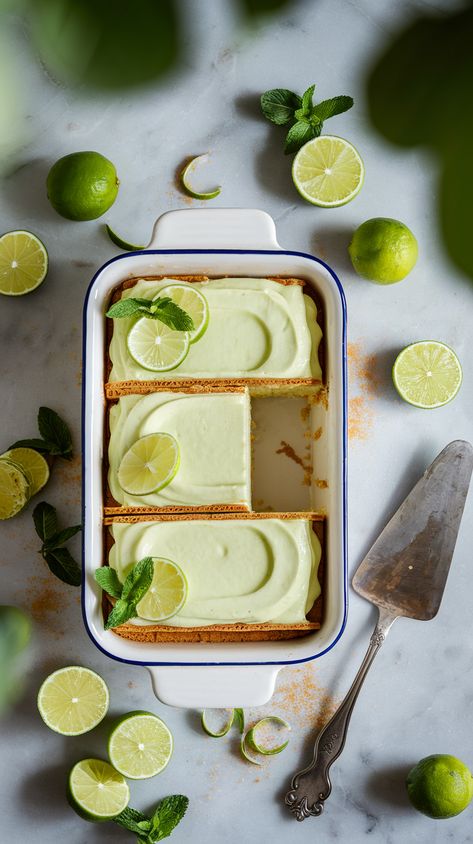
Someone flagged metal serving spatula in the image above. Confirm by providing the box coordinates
[285,440,473,821]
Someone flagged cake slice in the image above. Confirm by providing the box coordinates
[105,387,251,514]
[106,276,323,396]
[99,512,323,643]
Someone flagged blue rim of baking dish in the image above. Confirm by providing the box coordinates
[81,249,348,667]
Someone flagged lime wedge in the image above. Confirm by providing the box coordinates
[127,316,190,372]
[181,154,221,200]
[156,283,209,343]
[136,557,187,621]
[68,758,129,821]
[105,224,145,251]
[0,230,48,296]
[37,666,109,735]
[0,459,29,519]
[117,433,180,495]
[292,135,364,207]
[392,341,462,408]
[108,711,173,779]
[1,448,49,496]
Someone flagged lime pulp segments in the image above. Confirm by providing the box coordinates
[117,433,180,496]
[292,135,364,207]
[136,557,188,621]
[108,711,173,779]
[0,460,29,519]
[127,316,190,371]
[37,666,109,735]
[393,341,462,408]
[156,283,209,343]
[68,758,129,821]
[0,230,48,295]
[1,448,49,496]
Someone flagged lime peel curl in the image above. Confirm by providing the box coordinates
[105,224,145,251]
[201,708,235,738]
[245,716,291,756]
[181,154,221,200]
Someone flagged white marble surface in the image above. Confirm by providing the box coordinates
[1,0,473,842]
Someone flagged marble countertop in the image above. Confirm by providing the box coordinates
[1,0,473,842]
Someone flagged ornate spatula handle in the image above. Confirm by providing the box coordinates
[285,609,396,820]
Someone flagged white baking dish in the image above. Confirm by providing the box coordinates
[82,208,347,708]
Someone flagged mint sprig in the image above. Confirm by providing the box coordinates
[115,796,189,843]
[261,84,354,154]
[107,296,194,332]
[10,407,73,460]
[33,502,81,586]
[95,558,154,630]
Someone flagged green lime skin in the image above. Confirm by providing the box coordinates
[46,152,119,221]
[348,217,418,283]
[406,754,473,819]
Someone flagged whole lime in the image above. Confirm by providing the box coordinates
[406,754,473,819]
[348,217,418,283]
[46,151,119,221]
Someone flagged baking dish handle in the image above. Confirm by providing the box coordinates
[148,208,282,251]
[147,664,281,709]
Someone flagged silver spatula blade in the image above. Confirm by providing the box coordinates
[353,440,473,620]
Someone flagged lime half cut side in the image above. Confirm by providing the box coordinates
[1,448,49,496]
[0,460,29,519]
[393,341,462,408]
[156,283,209,343]
[68,758,129,821]
[37,666,109,735]
[127,317,190,372]
[136,557,188,622]
[0,230,48,295]
[108,711,173,779]
[117,433,180,495]
[292,135,364,207]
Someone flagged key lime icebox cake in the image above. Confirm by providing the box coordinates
[97,275,326,643]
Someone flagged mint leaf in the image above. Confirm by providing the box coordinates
[149,795,189,841]
[150,299,194,331]
[106,298,152,318]
[104,598,136,630]
[45,524,82,549]
[44,547,81,586]
[261,88,301,125]
[114,807,152,835]
[33,501,58,542]
[301,84,315,115]
[37,407,73,460]
[8,438,52,453]
[121,557,154,605]
[95,566,123,599]
[311,95,353,122]
[284,120,317,154]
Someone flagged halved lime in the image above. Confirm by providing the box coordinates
[292,135,364,207]
[68,758,129,821]
[393,341,462,408]
[108,711,173,779]
[37,666,109,735]
[0,459,29,519]
[136,558,187,622]
[156,283,209,343]
[127,317,190,372]
[0,230,48,296]
[1,448,49,496]
[180,154,221,200]
[117,433,180,495]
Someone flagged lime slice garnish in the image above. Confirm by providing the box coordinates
[105,224,145,251]
[1,448,49,496]
[292,135,364,207]
[68,758,129,821]
[245,716,290,755]
[181,154,221,200]
[108,710,173,779]
[117,433,180,496]
[156,283,209,343]
[392,341,462,408]
[201,709,235,737]
[0,230,48,296]
[127,316,190,372]
[136,557,188,622]
[37,666,109,735]
[0,459,29,519]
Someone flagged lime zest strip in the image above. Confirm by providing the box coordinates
[240,735,261,766]
[245,716,291,756]
[201,708,235,737]
[234,708,245,734]
[180,154,222,200]
[105,224,145,251]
